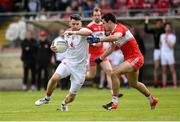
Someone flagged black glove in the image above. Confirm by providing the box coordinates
[95,57,103,64]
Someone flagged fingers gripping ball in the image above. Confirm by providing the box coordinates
[53,37,68,53]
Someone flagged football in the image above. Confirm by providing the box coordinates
[53,37,68,53]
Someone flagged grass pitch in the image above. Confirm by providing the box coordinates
[0,87,180,121]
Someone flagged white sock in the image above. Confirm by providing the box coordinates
[45,96,50,101]
[112,96,119,104]
[147,95,153,103]
[62,100,66,105]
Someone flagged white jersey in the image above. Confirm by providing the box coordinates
[63,28,89,66]
[160,33,176,55]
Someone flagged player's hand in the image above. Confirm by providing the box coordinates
[50,42,58,53]
[87,36,100,44]
[95,57,103,64]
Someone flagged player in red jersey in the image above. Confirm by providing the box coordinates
[86,7,116,92]
[87,13,158,110]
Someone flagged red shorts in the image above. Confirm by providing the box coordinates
[90,53,108,67]
[126,55,144,71]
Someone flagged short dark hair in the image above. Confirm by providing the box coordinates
[70,14,81,21]
[102,13,117,23]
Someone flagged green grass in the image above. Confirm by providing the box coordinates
[0,87,180,121]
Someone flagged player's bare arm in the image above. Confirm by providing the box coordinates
[100,32,122,42]
[64,28,92,36]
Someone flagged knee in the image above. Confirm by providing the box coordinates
[86,73,96,79]
[50,75,60,83]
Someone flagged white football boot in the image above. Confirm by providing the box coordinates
[35,97,49,106]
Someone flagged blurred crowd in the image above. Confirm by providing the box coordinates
[0,0,180,18]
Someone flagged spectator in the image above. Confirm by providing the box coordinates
[82,0,94,17]
[63,6,73,20]
[20,30,37,91]
[160,23,177,88]
[99,0,112,14]
[36,31,53,91]
[155,0,169,15]
[127,0,143,16]
[25,0,41,12]
[144,16,165,87]
[142,0,153,9]
[113,0,127,16]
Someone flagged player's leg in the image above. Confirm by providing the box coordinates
[102,61,131,110]
[60,68,85,111]
[86,66,97,80]
[35,63,69,106]
[99,70,106,89]
[60,83,82,111]
[127,70,158,109]
[86,54,97,80]
[100,60,113,89]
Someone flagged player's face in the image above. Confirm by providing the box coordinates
[70,19,82,31]
[93,11,101,23]
[102,19,110,32]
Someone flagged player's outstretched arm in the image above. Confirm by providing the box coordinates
[64,28,92,36]
[100,32,122,42]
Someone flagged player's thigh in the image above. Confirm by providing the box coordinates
[87,66,97,77]
[69,81,83,94]
[54,63,70,80]
[100,60,112,73]
[112,61,134,75]
[69,72,86,94]
[126,70,139,85]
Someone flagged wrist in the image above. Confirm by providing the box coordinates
[73,31,77,35]
[99,56,103,60]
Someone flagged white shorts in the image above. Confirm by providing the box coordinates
[55,62,87,94]
[153,49,161,61]
[161,53,175,65]
[109,50,124,66]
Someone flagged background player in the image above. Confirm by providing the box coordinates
[85,7,115,93]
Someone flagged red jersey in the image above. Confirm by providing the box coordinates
[111,24,142,60]
[87,21,105,55]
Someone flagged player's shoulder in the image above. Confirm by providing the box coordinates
[87,21,95,27]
